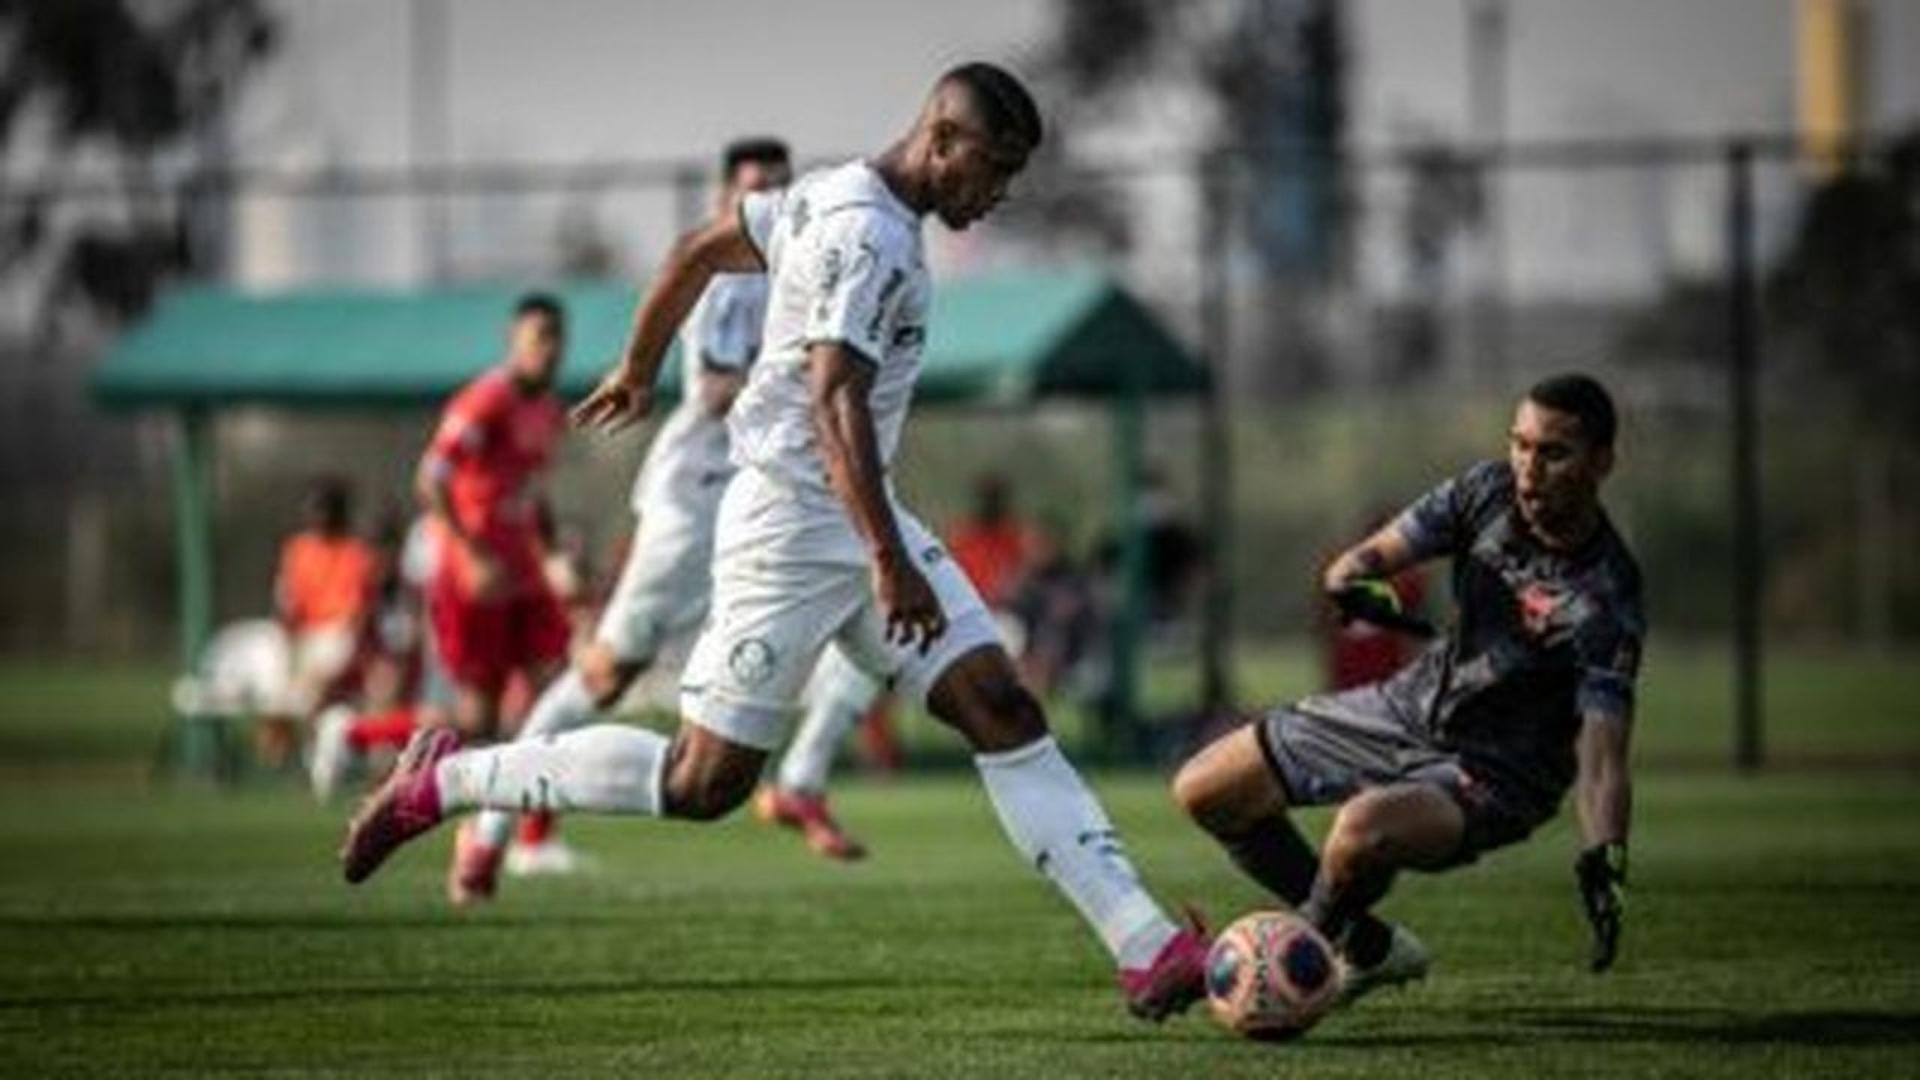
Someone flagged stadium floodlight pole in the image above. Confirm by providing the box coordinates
[1108,371,1149,761]
[409,0,451,281]
[1195,149,1235,718]
[1726,139,1764,772]
[164,405,231,781]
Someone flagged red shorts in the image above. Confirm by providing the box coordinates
[427,580,571,695]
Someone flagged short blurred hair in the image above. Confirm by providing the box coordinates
[514,292,564,328]
[305,474,353,531]
[721,137,791,181]
[1526,373,1617,449]
[941,62,1043,150]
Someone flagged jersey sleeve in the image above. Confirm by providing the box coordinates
[421,380,500,479]
[695,277,762,371]
[1573,600,1644,724]
[1390,460,1505,561]
[799,214,909,365]
[737,188,784,269]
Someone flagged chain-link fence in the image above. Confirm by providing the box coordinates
[3,135,1916,725]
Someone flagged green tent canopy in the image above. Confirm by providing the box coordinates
[91,270,1206,409]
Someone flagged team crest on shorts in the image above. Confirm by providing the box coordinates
[728,637,778,687]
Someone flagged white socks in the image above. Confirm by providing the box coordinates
[779,649,879,793]
[975,736,1177,970]
[471,669,604,846]
[437,724,668,818]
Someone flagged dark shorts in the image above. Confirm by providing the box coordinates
[1254,683,1551,867]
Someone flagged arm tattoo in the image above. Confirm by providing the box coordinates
[1353,546,1387,576]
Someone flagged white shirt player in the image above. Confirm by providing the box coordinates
[728,161,931,512]
[628,272,768,515]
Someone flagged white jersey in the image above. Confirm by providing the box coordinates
[628,272,768,515]
[728,160,931,507]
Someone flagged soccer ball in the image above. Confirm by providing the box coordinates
[1204,911,1343,1040]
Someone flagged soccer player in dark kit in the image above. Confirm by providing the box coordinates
[1173,373,1643,1003]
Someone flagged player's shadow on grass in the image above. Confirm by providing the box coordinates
[1468,1005,1920,1048]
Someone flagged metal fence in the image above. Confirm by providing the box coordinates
[2,132,1916,767]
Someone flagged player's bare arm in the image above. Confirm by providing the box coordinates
[416,457,501,601]
[1322,522,1419,594]
[695,365,748,419]
[575,214,762,432]
[807,342,946,654]
[1573,706,1631,972]
[1575,708,1632,849]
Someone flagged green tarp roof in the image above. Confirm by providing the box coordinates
[91,270,1206,409]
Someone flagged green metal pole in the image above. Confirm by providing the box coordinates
[171,407,215,671]
[1726,141,1764,771]
[1107,381,1148,762]
[163,406,232,782]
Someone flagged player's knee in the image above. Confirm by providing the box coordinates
[1171,760,1235,834]
[1327,795,1394,868]
[968,679,1048,752]
[660,766,753,822]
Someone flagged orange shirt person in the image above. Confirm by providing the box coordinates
[275,476,377,715]
[946,472,1033,609]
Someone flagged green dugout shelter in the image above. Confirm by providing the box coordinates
[92,269,1208,763]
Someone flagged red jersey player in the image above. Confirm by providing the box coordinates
[417,293,571,744]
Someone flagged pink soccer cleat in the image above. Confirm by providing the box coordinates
[1118,915,1212,1022]
[754,785,868,862]
[446,820,505,906]
[340,726,459,884]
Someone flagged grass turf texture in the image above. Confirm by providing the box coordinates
[0,649,1916,1077]
[1,774,1917,1078]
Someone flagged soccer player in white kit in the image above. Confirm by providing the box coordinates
[344,63,1210,1020]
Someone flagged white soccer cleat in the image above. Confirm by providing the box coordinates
[1336,923,1431,1008]
[308,704,356,802]
[505,839,585,878]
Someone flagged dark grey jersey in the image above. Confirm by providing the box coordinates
[1308,460,1645,808]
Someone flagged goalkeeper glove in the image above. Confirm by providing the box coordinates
[1329,579,1435,638]
[1575,842,1627,973]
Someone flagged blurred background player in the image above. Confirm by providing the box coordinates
[345,63,1212,1021]
[1173,373,1642,1004]
[261,475,375,768]
[416,292,571,737]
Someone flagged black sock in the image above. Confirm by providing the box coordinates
[1222,815,1320,903]
[1225,815,1392,957]
[1342,913,1394,968]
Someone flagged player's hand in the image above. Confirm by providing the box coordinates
[1575,842,1627,973]
[572,367,654,432]
[1329,579,1435,638]
[873,550,947,656]
[463,545,506,603]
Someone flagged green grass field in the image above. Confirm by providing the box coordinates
[1,648,1917,1078]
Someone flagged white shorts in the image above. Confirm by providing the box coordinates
[595,471,729,663]
[679,468,1002,750]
